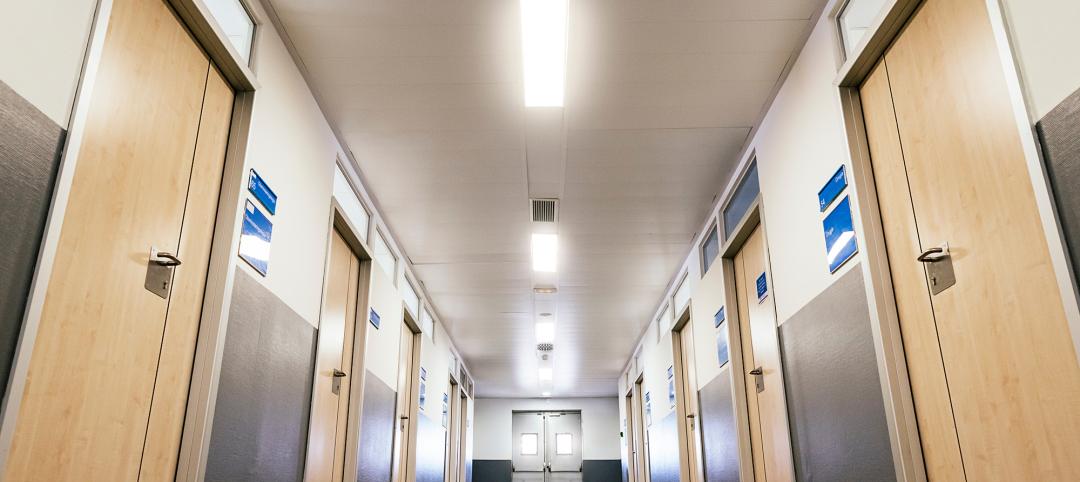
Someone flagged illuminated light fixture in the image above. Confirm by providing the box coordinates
[534,287,558,294]
[538,367,553,381]
[542,391,552,397]
[536,322,555,344]
[520,0,568,107]
[531,233,558,272]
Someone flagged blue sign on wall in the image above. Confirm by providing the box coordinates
[369,308,381,329]
[238,200,272,276]
[756,273,768,303]
[247,169,278,215]
[644,392,652,427]
[818,165,848,212]
[714,306,726,328]
[418,380,426,411]
[823,196,859,273]
[442,393,450,428]
[668,378,677,409]
[716,326,730,368]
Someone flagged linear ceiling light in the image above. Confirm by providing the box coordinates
[531,233,558,272]
[536,322,555,344]
[520,0,568,107]
[538,367,554,381]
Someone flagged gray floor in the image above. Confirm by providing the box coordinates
[511,472,583,482]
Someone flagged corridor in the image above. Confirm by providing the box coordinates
[1,0,1079,481]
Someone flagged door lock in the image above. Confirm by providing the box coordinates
[749,367,765,393]
[332,369,347,394]
[144,246,181,299]
[917,242,956,295]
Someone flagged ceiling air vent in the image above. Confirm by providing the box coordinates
[537,343,554,352]
[531,198,558,223]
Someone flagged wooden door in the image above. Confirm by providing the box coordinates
[393,323,422,482]
[859,0,1080,479]
[445,379,460,481]
[732,225,794,482]
[624,394,638,482]
[672,320,702,482]
[456,392,470,482]
[4,0,233,480]
[632,379,651,482]
[306,230,362,482]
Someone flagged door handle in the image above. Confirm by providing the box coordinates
[153,251,182,266]
[748,368,762,375]
[749,367,765,393]
[333,369,347,377]
[331,369,347,394]
[916,246,949,263]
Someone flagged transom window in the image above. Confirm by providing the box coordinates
[202,0,255,63]
[837,0,891,59]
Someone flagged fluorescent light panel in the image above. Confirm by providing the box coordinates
[531,233,558,272]
[520,0,568,106]
[536,322,555,344]
[538,367,553,381]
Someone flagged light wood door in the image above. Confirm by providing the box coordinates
[732,225,794,482]
[673,320,702,482]
[859,0,1080,479]
[306,230,362,482]
[632,379,651,482]
[445,380,460,481]
[393,323,422,482]
[4,0,233,480]
[456,393,470,482]
[624,394,638,482]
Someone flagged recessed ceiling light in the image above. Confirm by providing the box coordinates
[542,391,551,397]
[533,287,558,294]
[531,233,558,272]
[520,0,568,107]
[539,312,552,317]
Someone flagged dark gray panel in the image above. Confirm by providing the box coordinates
[779,266,895,482]
[0,80,65,398]
[583,459,622,482]
[474,460,511,482]
[647,412,680,482]
[414,413,446,482]
[699,375,740,482]
[206,269,317,482]
[356,372,396,482]
[1037,87,1080,284]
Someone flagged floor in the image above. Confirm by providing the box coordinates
[511,472,583,482]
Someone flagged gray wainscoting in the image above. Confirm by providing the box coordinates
[0,81,65,398]
[647,412,680,482]
[1037,87,1080,284]
[779,266,895,481]
[206,268,318,482]
[356,371,396,482]
[415,413,447,482]
[698,374,740,482]
[474,460,512,481]
[583,459,622,482]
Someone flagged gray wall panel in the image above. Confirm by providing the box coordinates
[414,413,447,482]
[583,459,622,482]
[698,375,740,482]
[356,372,396,482]
[1037,87,1080,284]
[206,269,317,482]
[779,266,895,482]
[647,412,680,482]
[474,460,511,482]
[0,80,64,398]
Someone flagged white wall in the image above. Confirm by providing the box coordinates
[1003,0,1080,119]
[473,398,621,461]
[0,0,97,125]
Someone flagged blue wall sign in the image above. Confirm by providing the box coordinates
[418,380,426,411]
[823,196,859,273]
[369,308,381,329]
[442,393,449,427]
[644,392,652,427]
[238,200,272,276]
[716,325,730,368]
[668,378,677,409]
[818,165,848,212]
[714,306,726,328]
[247,169,278,215]
[756,273,768,303]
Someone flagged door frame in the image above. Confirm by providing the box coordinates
[631,375,651,482]
[0,0,261,480]
[670,309,704,482]
[623,387,638,482]
[829,0,1080,481]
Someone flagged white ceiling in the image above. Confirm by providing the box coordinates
[266,0,825,397]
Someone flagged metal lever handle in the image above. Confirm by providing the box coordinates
[916,247,948,263]
[333,369,347,378]
[748,368,763,375]
[154,252,182,267]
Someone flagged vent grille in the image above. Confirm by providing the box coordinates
[531,199,558,223]
[537,343,554,352]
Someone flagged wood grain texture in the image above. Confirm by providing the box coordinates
[4,0,210,478]
[732,245,766,482]
[860,59,965,482]
[734,226,794,482]
[140,64,234,482]
[882,0,1080,478]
